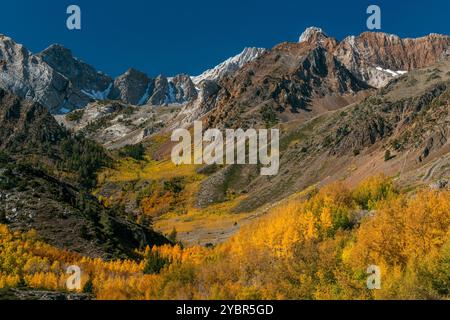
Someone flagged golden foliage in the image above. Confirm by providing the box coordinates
[1,176,449,300]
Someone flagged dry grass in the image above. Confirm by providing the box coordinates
[98,158,201,183]
[97,157,256,246]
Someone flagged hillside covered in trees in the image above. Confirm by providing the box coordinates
[1,176,448,300]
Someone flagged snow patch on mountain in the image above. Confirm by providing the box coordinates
[166,82,177,104]
[81,83,113,100]
[59,107,71,114]
[138,83,152,106]
[375,66,408,77]
[191,47,266,84]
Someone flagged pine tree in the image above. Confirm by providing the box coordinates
[139,215,153,229]
[168,228,177,243]
[0,208,6,224]
[83,277,94,294]
[143,251,169,274]
[384,150,392,161]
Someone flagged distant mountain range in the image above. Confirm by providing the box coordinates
[0,34,265,113]
[1,27,448,122]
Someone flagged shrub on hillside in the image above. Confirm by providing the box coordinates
[119,144,146,161]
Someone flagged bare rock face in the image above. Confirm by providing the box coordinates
[299,27,450,88]
[148,75,170,105]
[113,68,152,105]
[1,28,448,118]
[176,79,220,128]
[0,35,70,113]
[180,27,449,129]
[202,40,371,129]
[170,74,198,103]
[111,69,198,106]
[334,32,450,87]
[140,74,198,105]
[0,36,116,113]
[39,44,114,98]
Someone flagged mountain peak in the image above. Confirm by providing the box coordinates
[124,67,148,77]
[40,43,73,59]
[299,26,328,43]
[0,34,13,42]
[191,47,266,84]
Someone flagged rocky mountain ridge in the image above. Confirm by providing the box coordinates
[54,28,449,150]
[195,58,450,213]
[1,28,448,118]
[0,35,203,113]
[182,28,450,130]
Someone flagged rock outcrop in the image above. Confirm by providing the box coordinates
[0,35,73,113]
[170,74,198,103]
[334,32,450,87]
[39,44,114,99]
[113,68,152,105]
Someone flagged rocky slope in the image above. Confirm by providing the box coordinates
[142,74,198,106]
[196,58,450,212]
[39,44,114,101]
[2,28,447,119]
[175,28,449,130]
[333,30,450,88]
[113,68,151,105]
[0,86,67,154]
[113,70,198,106]
[0,35,79,114]
[54,100,178,149]
[0,36,118,113]
[202,41,372,129]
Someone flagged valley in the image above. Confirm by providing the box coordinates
[0,26,449,300]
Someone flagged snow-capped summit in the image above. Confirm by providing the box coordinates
[299,26,328,43]
[191,47,266,85]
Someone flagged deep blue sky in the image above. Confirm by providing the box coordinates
[1,0,449,77]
